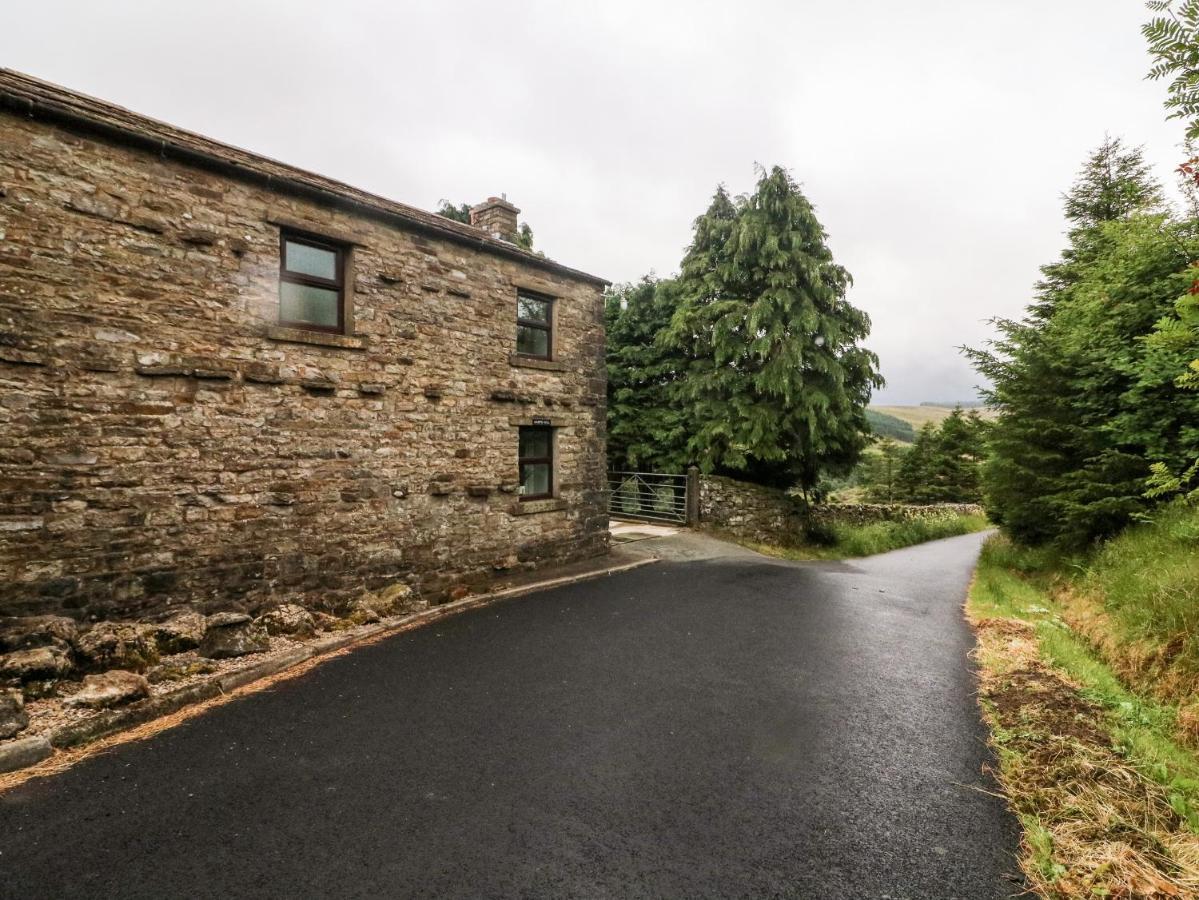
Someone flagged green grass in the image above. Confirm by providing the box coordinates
[864,408,915,443]
[1041,629,1199,831]
[1020,817,1067,884]
[1082,501,1199,661]
[984,501,1199,719]
[741,512,991,561]
[983,501,1199,657]
[970,534,1199,833]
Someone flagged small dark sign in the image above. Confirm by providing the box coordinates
[532,417,551,426]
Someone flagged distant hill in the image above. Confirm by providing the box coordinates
[920,400,986,408]
[870,404,998,431]
[864,409,915,443]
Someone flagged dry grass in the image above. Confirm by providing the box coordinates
[1054,586,1199,749]
[870,404,998,429]
[970,596,1199,896]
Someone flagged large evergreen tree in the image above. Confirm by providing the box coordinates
[890,414,987,505]
[605,277,691,471]
[859,438,906,503]
[968,140,1199,547]
[664,167,882,494]
[924,409,987,503]
[1034,137,1164,316]
[1144,3,1199,499]
[895,423,938,503]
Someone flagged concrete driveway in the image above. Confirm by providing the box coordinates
[0,531,1020,898]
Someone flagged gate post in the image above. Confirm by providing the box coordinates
[686,466,700,526]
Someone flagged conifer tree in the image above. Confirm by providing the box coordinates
[895,423,938,503]
[1034,137,1163,317]
[968,141,1198,546]
[665,167,881,493]
[861,438,906,503]
[605,277,691,471]
[925,409,986,503]
[1143,3,1199,498]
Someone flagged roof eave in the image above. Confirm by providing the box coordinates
[0,69,609,288]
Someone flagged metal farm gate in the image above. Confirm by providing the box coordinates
[607,469,698,526]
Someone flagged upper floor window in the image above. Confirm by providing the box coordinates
[516,289,553,360]
[279,232,345,333]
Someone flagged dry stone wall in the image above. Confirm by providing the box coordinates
[697,476,808,544]
[698,475,983,544]
[807,502,984,528]
[0,97,608,622]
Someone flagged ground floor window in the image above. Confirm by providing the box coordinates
[518,426,553,500]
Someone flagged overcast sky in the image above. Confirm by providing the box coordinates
[2,1,1186,403]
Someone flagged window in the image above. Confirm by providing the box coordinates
[516,290,552,359]
[518,426,553,500]
[279,232,345,332]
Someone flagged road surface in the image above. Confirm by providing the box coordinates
[0,531,1020,898]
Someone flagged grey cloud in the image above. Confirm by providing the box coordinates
[2,0,1187,402]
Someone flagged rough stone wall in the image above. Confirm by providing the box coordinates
[807,502,984,528]
[697,476,807,544]
[0,110,608,621]
[698,476,983,544]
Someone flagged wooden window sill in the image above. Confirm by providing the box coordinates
[509,354,564,372]
[510,498,567,516]
[265,325,366,350]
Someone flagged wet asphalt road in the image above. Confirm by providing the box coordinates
[0,531,1020,899]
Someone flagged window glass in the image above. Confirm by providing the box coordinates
[280,282,339,327]
[285,240,338,280]
[520,463,551,497]
[517,294,550,323]
[520,428,550,459]
[518,425,553,499]
[517,325,549,357]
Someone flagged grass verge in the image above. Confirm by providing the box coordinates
[1060,502,1199,742]
[736,512,990,561]
[968,533,1199,897]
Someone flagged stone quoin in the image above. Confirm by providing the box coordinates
[0,69,610,623]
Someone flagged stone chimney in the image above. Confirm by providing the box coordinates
[469,196,520,243]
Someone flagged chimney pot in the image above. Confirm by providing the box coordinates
[470,196,521,244]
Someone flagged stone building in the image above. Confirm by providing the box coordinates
[0,70,610,623]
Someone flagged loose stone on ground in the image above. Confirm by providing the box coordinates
[75,622,159,672]
[64,671,151,709]
[259,603,316,637]
[199,613,270,659]
[0,688,28,739]
[0,646,72,683]
[153,611,207,654]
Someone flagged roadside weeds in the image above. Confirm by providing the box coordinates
[723,511,991,561]
[967,535,1199,898]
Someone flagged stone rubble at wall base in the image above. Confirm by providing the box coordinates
[0,580,430,740]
